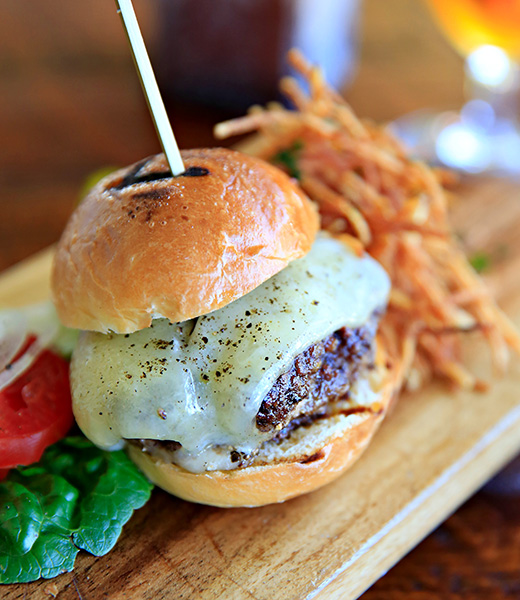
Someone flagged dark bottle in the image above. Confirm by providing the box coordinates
[153,0,361,111]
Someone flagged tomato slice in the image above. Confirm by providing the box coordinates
[0,339,73,470]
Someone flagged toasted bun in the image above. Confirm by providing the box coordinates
[52,148,318,333]
[127,346,397,507]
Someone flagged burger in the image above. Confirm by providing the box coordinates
[51,147,395,507]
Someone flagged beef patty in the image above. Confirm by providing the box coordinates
[256,321,375,432]
[136,317,377,460]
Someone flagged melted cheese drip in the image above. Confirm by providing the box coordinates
[71,235,390,461]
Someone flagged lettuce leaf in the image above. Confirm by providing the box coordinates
[0,437,153,584]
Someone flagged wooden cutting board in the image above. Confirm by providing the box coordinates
[2,177,520,600]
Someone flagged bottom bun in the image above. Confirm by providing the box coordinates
[127,347,397,508]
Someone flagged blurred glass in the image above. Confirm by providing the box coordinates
[426,0,520,59]
[153,0,360,111]
[392,0,520,176]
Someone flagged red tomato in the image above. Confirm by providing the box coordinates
[0,339,73,471]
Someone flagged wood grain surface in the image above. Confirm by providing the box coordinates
[1,1,520,598]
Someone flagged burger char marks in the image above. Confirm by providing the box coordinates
[110,158,159,190]
[125,196,167,222]
[110,160,209,191]
[112,161,212,223]
[256,321,376,432]
[181,166,210,177]
[116,160,173,222]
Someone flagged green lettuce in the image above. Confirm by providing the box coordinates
[0,437,153,584]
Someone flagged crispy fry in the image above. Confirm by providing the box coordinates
[216,50,520,392]
[280,76,311,112]
[301,175,372,245]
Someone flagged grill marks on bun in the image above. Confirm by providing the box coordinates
[121,167,211,222]
[110,159,210,192]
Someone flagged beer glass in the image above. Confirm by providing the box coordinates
[393,0,520,175]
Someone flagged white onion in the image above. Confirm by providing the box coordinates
[0,317,60,393]
[0,311,28,373]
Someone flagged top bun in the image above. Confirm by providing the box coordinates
[52,148,318,333]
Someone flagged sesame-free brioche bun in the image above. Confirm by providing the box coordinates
[52,148,318,334]
[127,344,396,508]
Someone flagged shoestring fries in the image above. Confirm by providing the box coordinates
[216,49,520,392]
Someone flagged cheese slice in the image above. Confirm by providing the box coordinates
[71,234,390,464]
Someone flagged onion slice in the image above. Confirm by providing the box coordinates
[0,311,28,373]
[0,320,60,393]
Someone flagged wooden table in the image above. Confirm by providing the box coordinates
[1,1,519,598]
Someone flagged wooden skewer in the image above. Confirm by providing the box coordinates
[115,0,185,176]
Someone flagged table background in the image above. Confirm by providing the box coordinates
[0,1,519,597]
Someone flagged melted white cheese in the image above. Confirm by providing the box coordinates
[162,372,382,473]
[71,234,390,463]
